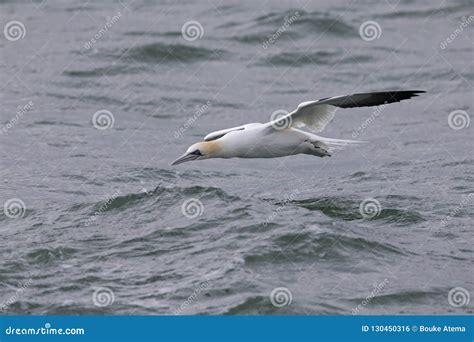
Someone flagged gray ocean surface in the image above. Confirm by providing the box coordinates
[1,0,473,315]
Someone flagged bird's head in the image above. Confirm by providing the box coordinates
[171,141,221,165]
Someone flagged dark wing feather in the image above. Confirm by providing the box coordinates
[318,90,425,108]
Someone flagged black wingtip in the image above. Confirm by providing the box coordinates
[319,90,426,109]
[397,90,426,100]
[406,90,426,98]
[392,91,425,104]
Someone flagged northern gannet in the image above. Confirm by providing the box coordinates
[171,91,425,165]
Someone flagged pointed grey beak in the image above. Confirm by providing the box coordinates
[171,153,200,166]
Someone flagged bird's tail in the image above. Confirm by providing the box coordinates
[319,137,367,154]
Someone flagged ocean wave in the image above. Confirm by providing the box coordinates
[228,9,355,46]
[378,3,471,19]
[63,65,143,77]
[255,9,354,37]
[64,185,240,218]
[224,295,345,315]
[260,51,373,66]
[232,31,300,44]
[244,231,405,265]
[124,31,181,38]
[122,43,227,63]
[292,197,424,224]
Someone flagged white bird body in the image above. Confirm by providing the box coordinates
[171,91,425,165]
[215,125,331,158]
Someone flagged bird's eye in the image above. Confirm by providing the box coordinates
[190,149,203,156]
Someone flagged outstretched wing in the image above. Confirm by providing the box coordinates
[204,123,261,141]
[268,90,425,133]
